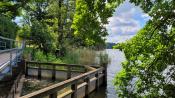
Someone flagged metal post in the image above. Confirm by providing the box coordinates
[10,47,13,75]
[16,49,18,66]
[10,40,12,49]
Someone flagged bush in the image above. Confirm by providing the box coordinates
[23,48,62,63]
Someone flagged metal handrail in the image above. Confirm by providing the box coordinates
[0,48,18,53]
[0,36,18,42]
[0,35,23,50]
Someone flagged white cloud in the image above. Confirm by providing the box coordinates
[141,13,151,20]
[107,16,141,35]
[105,1,150,43]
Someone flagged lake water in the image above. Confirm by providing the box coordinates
[90,49,125,98]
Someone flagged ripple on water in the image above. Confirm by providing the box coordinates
[90,49,125,98]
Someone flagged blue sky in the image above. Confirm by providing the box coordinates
[105,0,150,43]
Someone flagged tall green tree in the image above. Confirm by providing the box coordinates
[20,0,55,53]
[71,0,109,47]
[47,0,76,49]
[0,15,17,39]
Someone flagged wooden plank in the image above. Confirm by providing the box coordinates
[26,61,85,68]
[27,67,85,73]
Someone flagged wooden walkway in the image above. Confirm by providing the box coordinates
[9,61,107,98]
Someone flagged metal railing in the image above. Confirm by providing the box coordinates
[0,36,25,77]
[0,36,23,51]
[0,41,6,50]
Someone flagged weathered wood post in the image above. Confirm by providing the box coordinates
[102,63,107,86]
[18,60,26,74]
[52,65,56,81]
[49,92,57,98]
[67,65,71,79]
[38,64,41,80]
[71,82,78,98]
[25,61,28,77]
[85,77,90,98]
[95,72,99,90]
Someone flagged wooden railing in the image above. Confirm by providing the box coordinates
[20,61,106,98]
[25,61,88,80]
[7,72,23,98]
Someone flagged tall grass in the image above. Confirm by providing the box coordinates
[23,47,110,66]
[63,48,110,66]
[63,48,96,65]
[98,52,110,66]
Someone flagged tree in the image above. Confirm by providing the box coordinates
[0,0,29,18]
[71,0,112,47]
[20,0,56,53]
[0,15,17,39]
[113,0,175,97]
[30,20,53,54]
[0,0,29,39]
[47,0,76,49]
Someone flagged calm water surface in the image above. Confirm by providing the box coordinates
[90,49,125,98]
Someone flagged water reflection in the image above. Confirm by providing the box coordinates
[90,49,125,98]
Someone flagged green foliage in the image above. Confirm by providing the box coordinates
[0,0,29,18]
[114,0,175,97]
[0,15,17,39]
[34,50,62,63]
[17,25,31,39]
[71,0,121,47]
[30,20,55,53]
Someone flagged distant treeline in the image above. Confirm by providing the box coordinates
[106,42,116,49]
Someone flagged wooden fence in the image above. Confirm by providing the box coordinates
[19,61,106,98]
